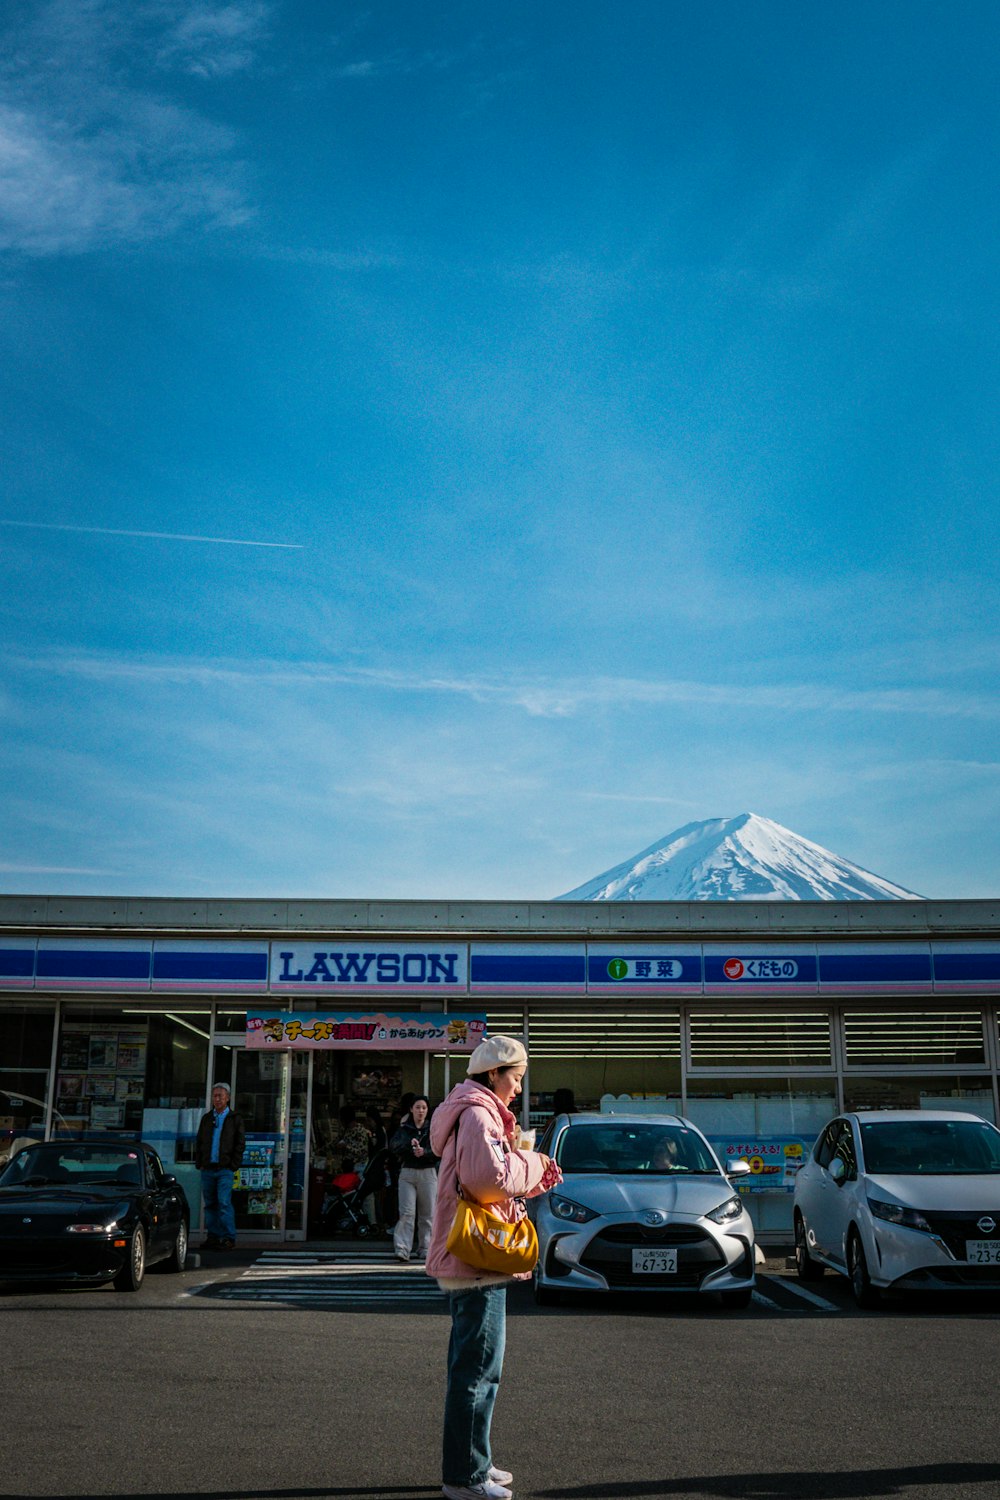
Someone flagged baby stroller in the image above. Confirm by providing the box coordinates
[319,1148,389,1237]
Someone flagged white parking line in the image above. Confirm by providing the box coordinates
[769,1277,841,1312]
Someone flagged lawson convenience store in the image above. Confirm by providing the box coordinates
[2,894,1000,1243]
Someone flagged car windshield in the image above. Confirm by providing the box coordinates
[860,1119,1000,1176]
[555,1123,720,1175]
[0,1144,143,1189]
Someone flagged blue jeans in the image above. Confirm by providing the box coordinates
[442,1283,508,1487]
[201,1168,236,1241]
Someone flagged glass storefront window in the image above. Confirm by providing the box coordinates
[214,1006,252,1033]
[842,1075,996,1121]
[55,1008,140,1136]
[526,1006,681,1128]
[0,1005,55,1162]
[843,1010,986,1067]
[53,1005,210,1217]
[685,1075,838,1234]
[685,1076,837,1141]
[212,1043,289,1235]
[688,1011,833,1070]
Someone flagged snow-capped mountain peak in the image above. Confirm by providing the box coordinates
[556,813,923,902]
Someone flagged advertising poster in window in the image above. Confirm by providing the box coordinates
[56,1020,148,1131]
[710,1137,809,1193]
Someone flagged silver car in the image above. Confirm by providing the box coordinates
[529,1113,755,1307]
[793,1109,1000,1307]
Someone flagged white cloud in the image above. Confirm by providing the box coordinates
[155,3,271,78]
[0,1,262,255]
[7,647,1000,724]
[0,863,115,876]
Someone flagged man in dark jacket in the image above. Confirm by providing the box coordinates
[194,1082,246,1250]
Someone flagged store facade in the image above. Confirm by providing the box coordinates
[2,894,999,1243]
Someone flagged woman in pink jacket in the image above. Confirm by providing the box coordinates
[426,1035,562,1500]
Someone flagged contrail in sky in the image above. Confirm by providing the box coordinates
[0,520,303,549]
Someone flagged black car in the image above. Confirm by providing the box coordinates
[0,1139,189,1291]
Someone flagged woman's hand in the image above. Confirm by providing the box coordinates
[412,1139,424,1157]
[537,1154,563,1191]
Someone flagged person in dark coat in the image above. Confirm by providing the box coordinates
[194,1082,246,1250]
[390,1096,439,1261]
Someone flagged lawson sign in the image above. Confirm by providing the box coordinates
[270,943,467,993]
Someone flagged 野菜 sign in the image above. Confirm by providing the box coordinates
[586,948,703,992]
[246,1010,488,1051]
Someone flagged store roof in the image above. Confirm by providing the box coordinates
[0,894,997,939]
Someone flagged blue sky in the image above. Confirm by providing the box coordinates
[1,1,998,900]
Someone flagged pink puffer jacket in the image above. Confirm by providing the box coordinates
[425,1079,549,1283]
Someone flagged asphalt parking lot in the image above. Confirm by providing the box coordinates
[3,1246,1000,1500]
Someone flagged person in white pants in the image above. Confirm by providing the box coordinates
[391,1096,439,1261]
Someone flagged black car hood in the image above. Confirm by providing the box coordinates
[0,1184,138,1214]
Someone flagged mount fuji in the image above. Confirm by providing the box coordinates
[556,813,924,902]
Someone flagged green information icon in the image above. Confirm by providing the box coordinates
[607,959,628,981]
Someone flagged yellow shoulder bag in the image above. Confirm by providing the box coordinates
[446,1188,539,1274]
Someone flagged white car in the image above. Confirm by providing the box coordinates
[529,1113,756,1307]
[793,1110,1000,1307]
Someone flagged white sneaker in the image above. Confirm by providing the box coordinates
[442,1481,512,1500]
[489,1467,514,1486]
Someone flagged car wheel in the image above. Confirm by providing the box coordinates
[794,1213,825,1281]
[848,1229,880,1309]
[113,1225,146,1292]
[719,1286,754,1309]
[163,1219,188,1273]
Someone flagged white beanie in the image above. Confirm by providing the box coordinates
[467,1034,528,1075]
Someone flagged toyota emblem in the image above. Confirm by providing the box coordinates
[22,1217,31,1225]
[977,1216,996,1234]
[641,1210,665,1227]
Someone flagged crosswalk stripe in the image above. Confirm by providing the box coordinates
[250,1267,428,1277]
[238,1289,438,1296]
[198,1246,445,1309]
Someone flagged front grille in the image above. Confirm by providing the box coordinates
[0,1235,116,1278]
[920,1210,1000,1261]
[0,1241,76,1272]
[581,1224,725,1289]
[597,1224,706,1246]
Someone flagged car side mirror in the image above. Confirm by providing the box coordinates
[727,1160,752,1178]
[828,1157,847,1186]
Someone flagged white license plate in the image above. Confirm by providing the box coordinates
[965,1240,1000,1264]
[632,1248,677,1274]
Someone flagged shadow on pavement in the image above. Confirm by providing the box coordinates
[0,1490,436,1500]
[537,1460,1000,1498]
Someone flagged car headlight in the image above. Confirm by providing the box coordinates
[549,1193,598,1224]
[706,1195,744,1225]
[68,1221,119,1234]
[866,1195,932,1233]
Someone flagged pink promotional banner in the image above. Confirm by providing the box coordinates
[246,1009,488,1051]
